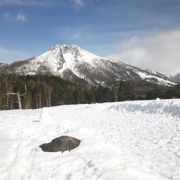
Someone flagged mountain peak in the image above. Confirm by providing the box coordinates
[50,44,80,51]
[46,44,103,66]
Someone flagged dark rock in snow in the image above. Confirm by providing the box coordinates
[39,136,81,153]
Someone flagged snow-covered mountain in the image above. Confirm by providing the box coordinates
[0,44,176,86]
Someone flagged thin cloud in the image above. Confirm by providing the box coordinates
[0,0,50,6]
[0,45,30,62]
[72,0,86,8]
[111,29,180,75]
[2,12,11,19]
[16,11,26,22]
[2,11,27,23]
[0,46,11,55]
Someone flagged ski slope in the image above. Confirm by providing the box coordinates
[0,99,180,180]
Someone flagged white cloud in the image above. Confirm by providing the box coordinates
[2,11,27,23]
[72,0,86,7]
[16,11,26,22]
[0,0,43,6]
[111,29,180,75]
[0,0,87,8]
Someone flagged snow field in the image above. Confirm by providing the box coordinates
[0,99,180,180]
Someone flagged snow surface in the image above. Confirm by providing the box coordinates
[0,99,180,180]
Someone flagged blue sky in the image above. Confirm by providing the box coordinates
[0,0,180,74]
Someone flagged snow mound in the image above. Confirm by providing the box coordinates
[107,99,180,118]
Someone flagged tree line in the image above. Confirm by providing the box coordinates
[0,74,179,110]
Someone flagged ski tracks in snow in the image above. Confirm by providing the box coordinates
[0,109,40,180]
[0,107,56,180]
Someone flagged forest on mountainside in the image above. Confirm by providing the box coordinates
[0,74,179,110]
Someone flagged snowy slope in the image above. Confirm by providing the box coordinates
[0,45,176,86]
[0,99,180,180]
